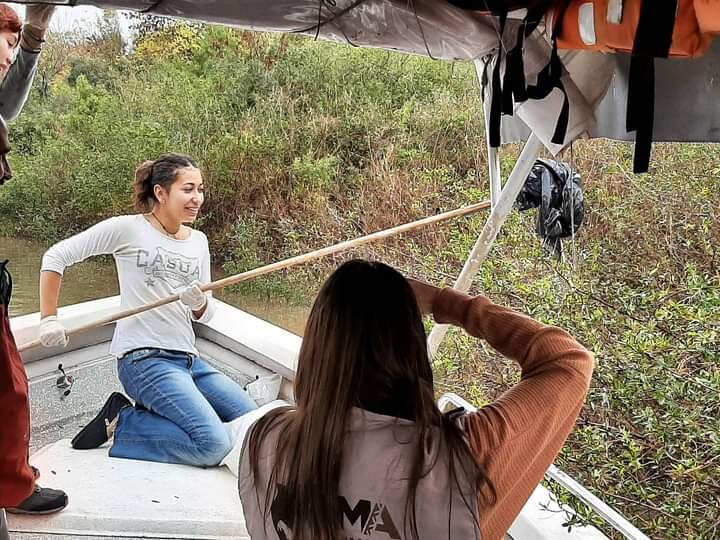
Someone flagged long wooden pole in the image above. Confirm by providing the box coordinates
[18,200,490,352]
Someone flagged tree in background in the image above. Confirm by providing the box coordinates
[86,10,125,60]
[34,30,75,98]
[125,11,202,61]
[125,11,177,41]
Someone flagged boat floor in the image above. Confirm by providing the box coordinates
[10,335,270,539]
[9,440,245,540]
[26,339,265,455]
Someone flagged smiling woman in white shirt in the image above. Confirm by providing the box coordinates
[38,153,257,467]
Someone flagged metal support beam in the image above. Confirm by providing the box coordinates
[545,465,650,540]
[428,134,542,357]
[475,59,502,209]
[0,509,9,540]
[487,143,501,209]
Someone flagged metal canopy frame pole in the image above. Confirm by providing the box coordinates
[428,133,542,357]
[487,139,502,209]
[428,60,542,357]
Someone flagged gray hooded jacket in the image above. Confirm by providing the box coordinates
[0,48,40,122]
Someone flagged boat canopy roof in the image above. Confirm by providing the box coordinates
[29,1,720,152]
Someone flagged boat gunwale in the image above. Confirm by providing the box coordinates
[11,296,301,380]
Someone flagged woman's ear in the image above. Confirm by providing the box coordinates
[153,184,165,204]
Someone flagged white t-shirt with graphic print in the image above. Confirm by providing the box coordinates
[42,214,213,357]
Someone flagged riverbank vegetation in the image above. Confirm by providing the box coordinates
[1,13,718,538]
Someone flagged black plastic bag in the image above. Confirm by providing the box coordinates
[516,159,584,259]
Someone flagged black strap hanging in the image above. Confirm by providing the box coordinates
[502,15,534,111]
[488,11,508,148]
[490,7,545,146]
[525,49,570,144]
[490,1,572,148]
[626,0,678,173]
[461,1,574,149]
[504,4,549,109]
[524,0,572,145]
[502,20,527,114]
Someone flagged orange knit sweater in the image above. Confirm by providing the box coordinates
[433,288,595,540]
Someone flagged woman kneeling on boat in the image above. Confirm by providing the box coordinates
[239,260,594,540]
[39,153,257,467]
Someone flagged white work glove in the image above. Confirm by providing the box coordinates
[179,281,208,311]
[39,315,68,347]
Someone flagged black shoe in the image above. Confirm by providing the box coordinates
[6,486,68,515]
[71,392,131,450]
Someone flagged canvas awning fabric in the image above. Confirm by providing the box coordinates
[48,0,720,147]
[70,0,508,59]
[499,39,720,145]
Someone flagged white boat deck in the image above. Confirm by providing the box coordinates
[9,438,608,540]
[10,440,247,540]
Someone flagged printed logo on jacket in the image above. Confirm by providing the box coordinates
[271,484,401,539]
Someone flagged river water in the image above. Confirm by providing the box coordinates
[0,236,309,335]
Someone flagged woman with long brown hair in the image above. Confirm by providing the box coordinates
[239,259,594,540]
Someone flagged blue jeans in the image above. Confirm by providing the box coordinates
[110,348,257,467]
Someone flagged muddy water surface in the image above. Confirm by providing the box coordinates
[0,236,309,335]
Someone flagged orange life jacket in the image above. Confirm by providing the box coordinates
[554,0,720,172]
[694,0,720,35]
[555,0,718,57]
